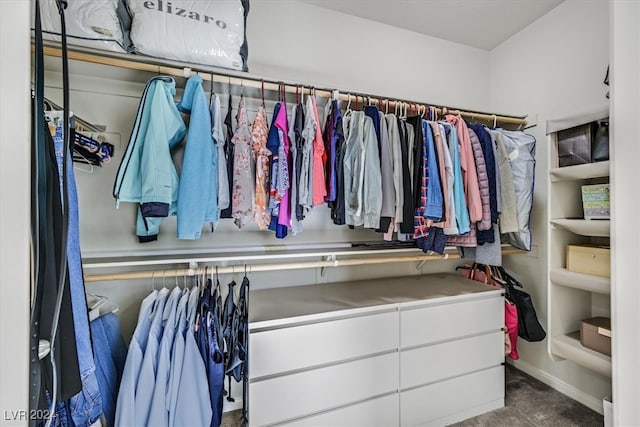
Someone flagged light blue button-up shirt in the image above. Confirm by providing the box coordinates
[148,287,183,426]
[115,290,158,426]
[172,286,213,426]
[168,289,190,426]
[134,287,171,426]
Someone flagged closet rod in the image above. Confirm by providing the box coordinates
[40,44,527,126]
[84,247,524,282]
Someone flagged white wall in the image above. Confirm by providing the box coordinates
[0,2,31,426]
[610,1,640,425]
[489,0,611,413]
[247,1,491,112]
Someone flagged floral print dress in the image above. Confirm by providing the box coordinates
[231,97,254,228]
[252,105,271,229]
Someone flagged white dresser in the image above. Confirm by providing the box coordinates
[248,273,505,427]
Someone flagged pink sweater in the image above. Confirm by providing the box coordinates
[446,115,482,223]
[311,96,327,205]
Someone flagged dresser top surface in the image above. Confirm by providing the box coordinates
[249,273,502,325]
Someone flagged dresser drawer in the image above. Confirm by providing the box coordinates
[250,353,399,427]
[275,393,399,427]
[400,331,503,389]
[400,366,504,427]
[250,310,398,379]
[400,297,503,348]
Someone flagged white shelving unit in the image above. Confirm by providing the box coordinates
[547,106,611,378]
[550,219,610,237]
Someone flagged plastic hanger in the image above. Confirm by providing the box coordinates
[87,294,119,322]
[72,149,95,174]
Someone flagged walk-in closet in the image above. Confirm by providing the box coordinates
[1,1,639,426]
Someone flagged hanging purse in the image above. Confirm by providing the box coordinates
[458,263,519,360]
[497,267,546,342]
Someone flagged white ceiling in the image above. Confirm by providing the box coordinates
[299,0,565,50]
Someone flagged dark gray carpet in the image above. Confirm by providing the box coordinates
[222,364,604,426]
[449,364,604,427]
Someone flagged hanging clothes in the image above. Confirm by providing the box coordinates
[364,105,382,169]
[197,281,225,427]
[266,103,282,231]
[362,114,382,229]
[495,129,537,251]
[133,287,171,426]
[147,286,183,427]
[441,122,470,235]
[446,114,482,223]
[428,122,451,230]
[173,286,213,425]
[299,95,315,215]
[310,95,327,205]
[220,96,234,219]
[331,107,346,226]
[292,102,306,225]
[488,129,519,234]
[323,99,341,204]
[343,111,365,227]
[231,97,254,229]
[274,103,291,236]
[470,124,498,245]
[413,120,429,239]
[51,118,102,427]
[176,75,217,240]
[343,111,381,228]
[115,289,161,426]
[90,312,127,427]
[113,76,186,242]
[386,114,403,228]
[407,115,424,215]
[289,104,302,235]
[378,111,395,235]
[406,122,416,201]
[468,128,492,232]
[396,118,414,234]
[423,120,443,222]
[252,105,271,230]
[211,94,230,222]
[166,290,189,426]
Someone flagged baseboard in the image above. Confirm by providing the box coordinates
[426,399,504,427]
[507,359,604,415]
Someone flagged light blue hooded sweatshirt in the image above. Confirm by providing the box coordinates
[176,74,218,240]
[113,76,185,242]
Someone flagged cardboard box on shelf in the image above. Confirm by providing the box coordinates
[566,244,610,278]
[580,317,611,356]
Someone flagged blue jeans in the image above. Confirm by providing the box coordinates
[54,125,103,426]
[90,313,127,427]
